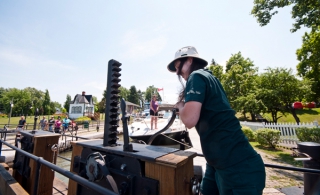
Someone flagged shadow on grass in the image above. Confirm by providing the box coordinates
[255,144,279,151]
[296,109,319,115]
[253,144,303,167]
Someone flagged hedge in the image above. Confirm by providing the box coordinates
[241,126,256,141]
[256,128,280,148]
[296,127,320,143]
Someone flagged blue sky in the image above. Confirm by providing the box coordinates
[0,1,307,105]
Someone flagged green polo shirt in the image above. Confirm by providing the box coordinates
[185,69,257,169]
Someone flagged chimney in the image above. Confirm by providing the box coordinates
[82,91,86,96]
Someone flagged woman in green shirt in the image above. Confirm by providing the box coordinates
[168,46,266,195]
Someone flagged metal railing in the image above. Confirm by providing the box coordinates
[196,153,320,175]
[0,139,117,195]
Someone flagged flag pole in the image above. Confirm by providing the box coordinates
[162,87,164,102]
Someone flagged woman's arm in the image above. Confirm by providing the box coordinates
[175,101,201,129]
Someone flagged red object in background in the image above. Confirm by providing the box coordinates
[157,88,163,92]
[307,102,316,108]
[293,102,303,109]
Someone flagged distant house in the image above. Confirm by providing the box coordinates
[55,107,62,114]
[125,101,140,114]
[69,91,95,119]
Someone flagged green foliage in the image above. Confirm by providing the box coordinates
[256,128,280,148]
[75,116,91,125]
[63,94,71,113]
[257,67,312,123]
[92,96,99,112]
[251,0,320,32]
[119,87,129,100]
[43,89,51,115]
[208,64,224,82]
[0,113,8,118]
[98,98,105,113]
[223,52,262,120]
[52,113,67,119]
[296,29,320,103]
[127,85,139,105]
[296,127,320,143]
[145,85,162,102]
[225,52,256,72]
[241,126,256,141]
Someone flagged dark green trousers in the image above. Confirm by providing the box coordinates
[201,154,266,195]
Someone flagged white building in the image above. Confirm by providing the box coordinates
[68,91,95,119]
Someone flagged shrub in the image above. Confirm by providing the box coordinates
[241,126,256,141]
[0,113,8,118]
[296,127,320,143]
[52,113,67,119]
[75,116,91,125]
[256,128,280,148]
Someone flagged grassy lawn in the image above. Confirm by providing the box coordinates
[238,108,320,123]
[0,115,47,130]
[250,142,303,167]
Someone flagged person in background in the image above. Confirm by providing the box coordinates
[168,46,265,195]
[48,116,55,132]
[16,116,26,130]
[39,116,47,130]
[62,115,70,133]
[54,116,62,133]
[150,94,159,130]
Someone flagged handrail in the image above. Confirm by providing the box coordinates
[0,139,118,195]
[147,108,178,145]
[195,153,320,175]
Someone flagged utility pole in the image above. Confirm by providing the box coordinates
[33,108,39,130]
[8,98,13,127]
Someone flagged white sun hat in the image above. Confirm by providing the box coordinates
[167,46,208,73]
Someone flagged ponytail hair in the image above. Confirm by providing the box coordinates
[177,58,204,102]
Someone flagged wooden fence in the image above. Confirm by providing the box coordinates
[240,121,319,144]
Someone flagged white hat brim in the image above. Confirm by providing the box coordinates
[167,56,208,73]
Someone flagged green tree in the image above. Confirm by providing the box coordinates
[137,90,145,108]
[225,52,256,72]
[119,87,129,101]
[1,88,32,116]
[127,86,139,105]
[43,89,51,115]
[98,90,107,113]
[257,67,312,123]
[64,94,71,113]
[49,102,56,115]
[51,101,62,110]
[98,98,106,113]
[0,87,6,112]
[251,0,320,32]
[208,64,224,82]
[92,96,99,112]
[223,52,261,121]
[24,87,44,114]
[296,29,320,103]
[145,86,162,102]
